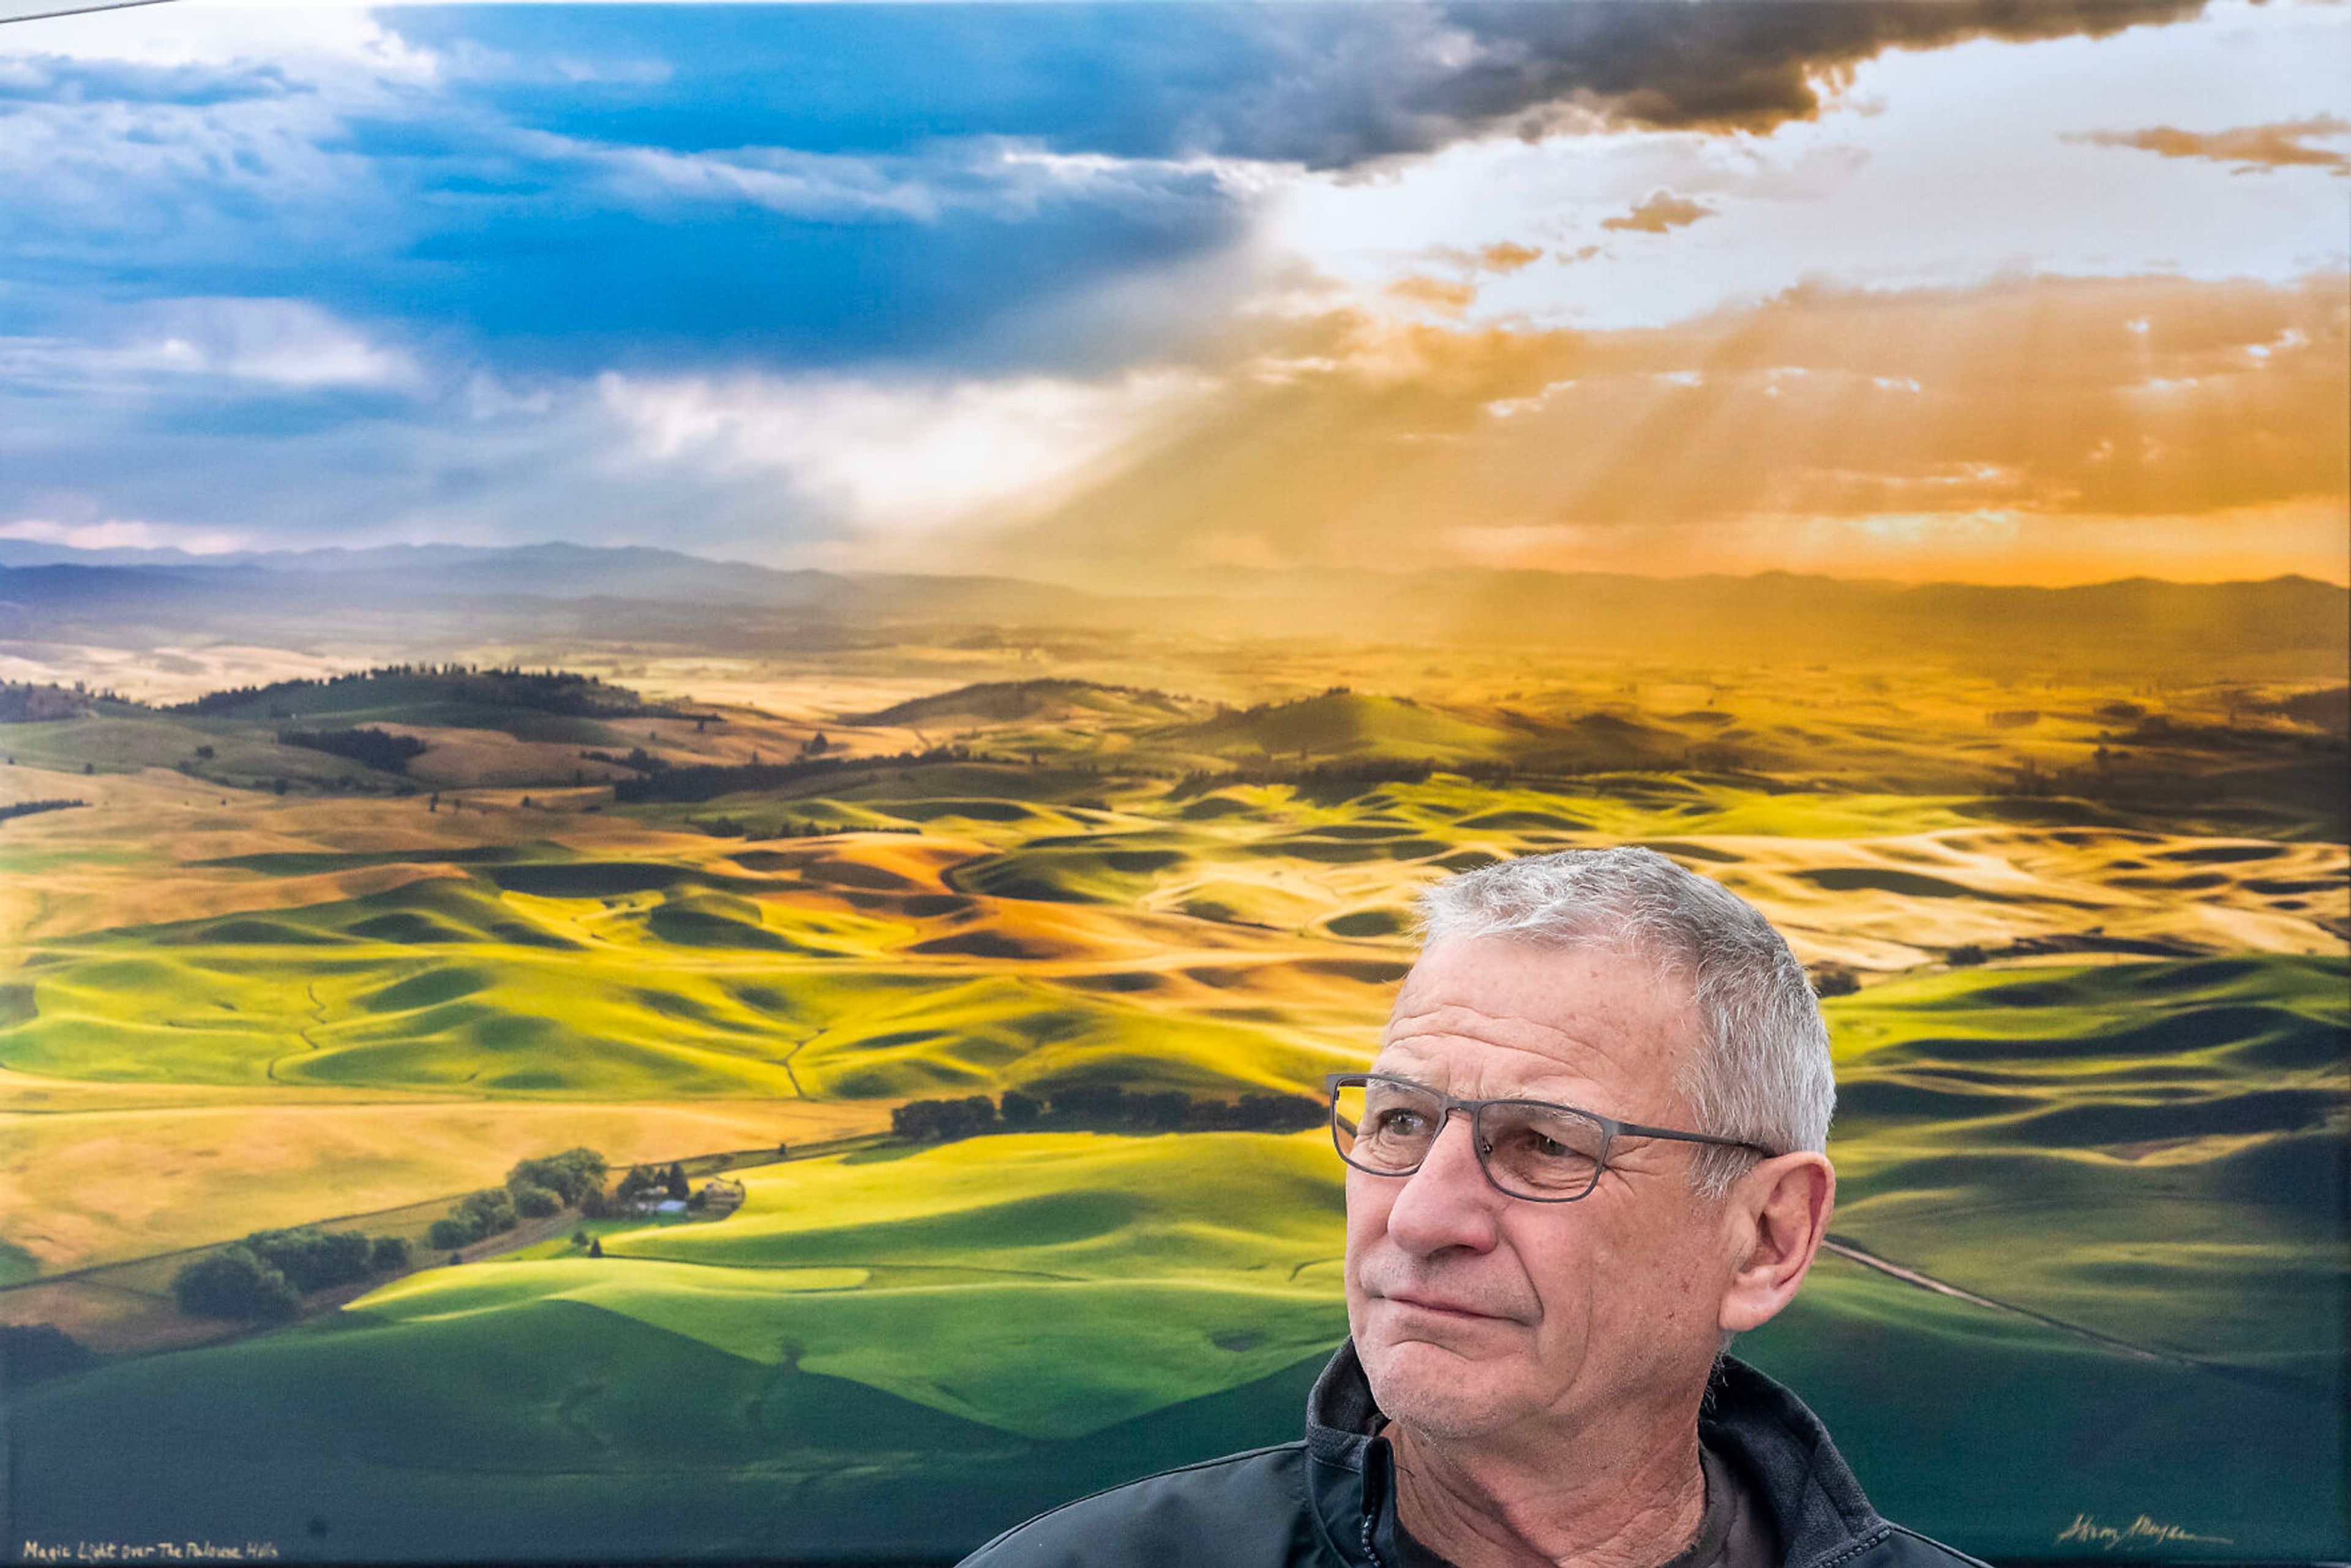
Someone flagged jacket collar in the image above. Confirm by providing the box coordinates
[1303,1340,1403,1567]
[1301,1340,1889,1568]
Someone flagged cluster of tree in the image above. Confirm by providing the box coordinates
[0,681,96,722]
[175,666,717,722]
[1035,1085,1324,1133]
[580,746,669,773]
[1992,753,2224,806]
[510,1147,610,1212]
[171,1226,411,1322]
[429,1147,610,1248]
[693,816,916,839]
[615,744,999,804]
[892,1086,1324,1142]
[1,1324,96,1391]
[1171,756,1469,795]
[0,798,87,823]
[1809,965,1861,999]
[174,666,443,716]
[615,1161,693,1205]
[428,1188,517,1250]
[276,727,429,774]
[891,1096,1001,1141]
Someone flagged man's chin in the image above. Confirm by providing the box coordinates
[1360,1335,1524,1442]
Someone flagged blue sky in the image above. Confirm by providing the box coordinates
[2,2,2345,582]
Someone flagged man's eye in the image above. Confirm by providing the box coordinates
[1504,1126,1591,1163]
[1369,1107,1428,1137]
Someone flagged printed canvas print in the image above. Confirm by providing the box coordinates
[0,1,2344,1562]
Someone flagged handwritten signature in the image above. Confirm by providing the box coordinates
[2056,1514,2234,1551]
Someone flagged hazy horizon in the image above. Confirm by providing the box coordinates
[6,534,2349,594]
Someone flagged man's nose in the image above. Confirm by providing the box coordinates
[1381,1108,1503,1255]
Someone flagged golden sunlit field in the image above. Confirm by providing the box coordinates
[2,615,2343,1559]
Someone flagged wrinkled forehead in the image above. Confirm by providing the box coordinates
[1381,932,1701,1104]
[1389,927,1694,1016]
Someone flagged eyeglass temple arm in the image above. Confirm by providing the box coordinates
[1612,1119,1777,1157]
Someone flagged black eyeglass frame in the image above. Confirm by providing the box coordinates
[1324,1070,1780,1202]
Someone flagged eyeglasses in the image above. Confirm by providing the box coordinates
[1325,1071,1777,1202]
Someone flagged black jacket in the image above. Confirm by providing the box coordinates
[961,1342,1988,1568]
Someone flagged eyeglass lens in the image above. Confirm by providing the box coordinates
[1331,1078,1608,1199]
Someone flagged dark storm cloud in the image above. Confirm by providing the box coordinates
[379,3,2217,171]
[1401,0,2211,146]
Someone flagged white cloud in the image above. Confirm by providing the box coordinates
[594,367,1213,533]
[0,516,246,553]
[0,4,438,81]
[589,137,1267,228]
[173,297,415,386]
[1485,378,1577,418]
[601,145,945,222]
[0,299,416,389]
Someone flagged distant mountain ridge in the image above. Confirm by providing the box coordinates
[1,541,2342,673]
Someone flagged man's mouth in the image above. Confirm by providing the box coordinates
[1381,1291,1508,1322]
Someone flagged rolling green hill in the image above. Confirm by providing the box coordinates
[1159,692,1517,763]
[2,610,2343,1566]
[847,678,1201,729]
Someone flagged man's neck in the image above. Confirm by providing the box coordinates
[1387,1411,1708,1568]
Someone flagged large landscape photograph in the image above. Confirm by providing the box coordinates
[1,2,2345,1563]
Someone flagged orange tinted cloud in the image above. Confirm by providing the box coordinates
[1385,275,1479,315]
[985,272,2349,587]
[1480,242,1544,272]
[1602,192,1715,234]
[2073,117,2351,174]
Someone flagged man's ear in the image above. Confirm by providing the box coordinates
[1718,1153,1834,1335]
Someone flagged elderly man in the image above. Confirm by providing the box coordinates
[962,847,1978,1568]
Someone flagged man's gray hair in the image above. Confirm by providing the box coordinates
[1414,846,1833,1199]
